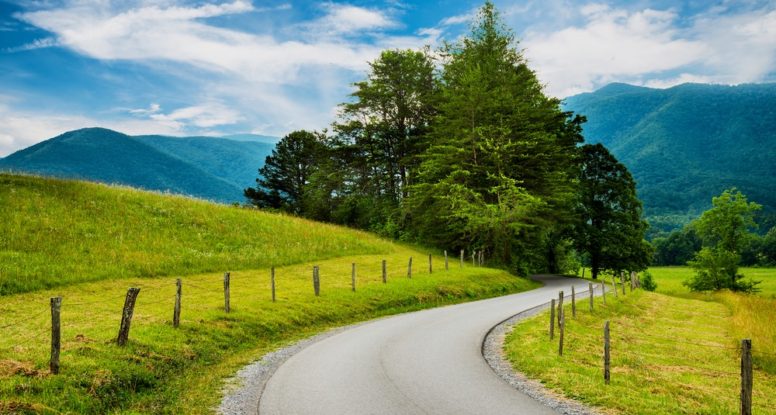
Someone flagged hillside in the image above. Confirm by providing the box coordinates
[0,173,535,413]
[564,83,776,234]
[0,173,395,294]
[0,128,276,203]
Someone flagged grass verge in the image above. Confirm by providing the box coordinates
[504,289,776,414]
[0,248,538,413]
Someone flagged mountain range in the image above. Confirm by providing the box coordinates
[563,82,776,235]
[0,128,276,203]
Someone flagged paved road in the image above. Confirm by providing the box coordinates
[259,275,591,415]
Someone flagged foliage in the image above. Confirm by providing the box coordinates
[652,226,701,265]
[685,188,761,292]
[405,2,583,273]
[244,130,327,213]
[574,143,651,279]
[640,270,657,291]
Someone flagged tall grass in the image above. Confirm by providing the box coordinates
[0,174,395,295]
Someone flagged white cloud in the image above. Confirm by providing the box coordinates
[306,3,398,36]
[524,7,708,97]
[5,36,58,52]
[150,102,242,128]
[129,103,161,115]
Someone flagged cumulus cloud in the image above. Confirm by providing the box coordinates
[523,6,708,97]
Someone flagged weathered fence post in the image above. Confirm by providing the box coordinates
[407,257,412,279]
[589,282,594,312]
[571,285,576,318]
[604,320,610,384]
[549,298,555,339]
[50,297,61,374]
[460,249,464,268]
[117,287,140,346]
[741,339,753,415]
[602,283,606,305]
[472,251,476,267]
[173,279,181,328]
[444,250,449,271]
[611,275,618,298]
[271,267,277,301]
[557,291,564,328]
[313,266,320,296]
[382,259,387,284]
[428,254,433,274]
[621,274,626,295]
[223,272,231,313]
[351,263,356,291]
[582,267,585,278]
[558,301,565,356]
[479,250,484,266]
[630,271,635,292]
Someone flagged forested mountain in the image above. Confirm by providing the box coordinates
[0,128,276,202]
[563,82,776,235]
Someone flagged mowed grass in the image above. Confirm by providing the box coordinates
[0,173,396,295]
[505,289,776,414]
[0,174,539,413]
[647,266,776,298]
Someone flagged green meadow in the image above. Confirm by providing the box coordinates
[504,266,776,414]
[0,174,538,413]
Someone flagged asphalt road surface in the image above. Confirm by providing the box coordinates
[259,275,591,415]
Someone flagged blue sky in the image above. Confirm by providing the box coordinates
[1,0,775,156]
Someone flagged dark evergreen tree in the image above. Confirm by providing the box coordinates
[575,143,651,279]
[244,130,326,214]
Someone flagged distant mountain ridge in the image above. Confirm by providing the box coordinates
[0,128,277,203]
[564,82,776,235]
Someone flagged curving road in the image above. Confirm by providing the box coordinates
[258,275,592,415]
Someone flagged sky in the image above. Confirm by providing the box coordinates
[1,0,775,156]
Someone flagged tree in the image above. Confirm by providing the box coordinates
[685,188,761,292]
[244,130,327,214]
[574,143,651,279]
[406,1,583,272]
[652,226,702,265]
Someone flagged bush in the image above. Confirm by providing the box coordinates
[641,270,657,291]
[685,247,760,292]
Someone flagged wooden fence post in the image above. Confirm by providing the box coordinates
[407,257,412,279]
[549,298,555,339]
[472,251,476,267]
[611,275,618,298]
[271,267,277,301]
[49,297,61,374]
[351,263,356,291]
[571,285,576,318]
[382,259,387,284]
[557,291,564,328]
[630,271,635,292]
[173,279,181,328]
[582,267,585,278]
[428,254,433,274]
[559,305,565,356]
[460,249,464,268]
[621,274,626,295]
[479,250,484,266]
[313,266,320,296]
[223,272,231,313]
[604,320,610,384]
[602,283,606,305]
[444,250,449,271]
[117,287,140,346]
[741,339,752,415]
[589,282,594,312]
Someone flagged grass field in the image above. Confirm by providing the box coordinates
[0,174,539,413]
[505,290,776,414]
[0,173,396,295]
[505,267,776,414]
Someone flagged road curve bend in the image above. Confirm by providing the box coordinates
[258,275,590,415]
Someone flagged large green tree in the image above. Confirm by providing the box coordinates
[685,188,761,291]
[575,143,651,279]
[407,2,583,272]
[244,130,327,214]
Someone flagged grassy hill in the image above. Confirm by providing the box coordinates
[0,174,536,413]
[564,83,776,235]
[0,128,276,203]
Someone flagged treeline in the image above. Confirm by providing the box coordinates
[245,2,651,278]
